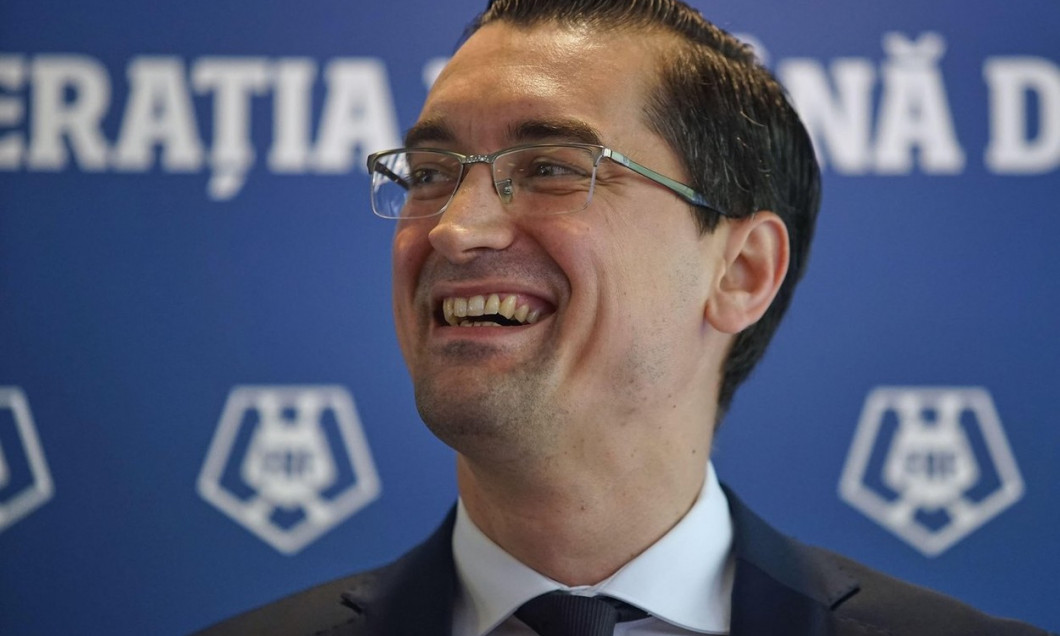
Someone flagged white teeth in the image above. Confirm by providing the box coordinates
[499,294,516,319]
[484,294,500,315]
[459,319,500,327]
[441,293,543,327]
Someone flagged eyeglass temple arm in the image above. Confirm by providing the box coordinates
[603,149,728,216]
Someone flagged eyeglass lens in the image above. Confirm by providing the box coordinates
[370,145,601,218]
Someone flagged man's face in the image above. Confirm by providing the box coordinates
[391,23,732,461]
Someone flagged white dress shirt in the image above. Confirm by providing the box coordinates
[451,462,734,635]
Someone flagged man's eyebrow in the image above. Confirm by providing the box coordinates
[404,120,454,148]
[403,118,603,150]
[510,119,603,146]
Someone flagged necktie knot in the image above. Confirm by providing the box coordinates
[515,591,648,636]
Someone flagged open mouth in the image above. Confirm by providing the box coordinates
[439,293,546,327]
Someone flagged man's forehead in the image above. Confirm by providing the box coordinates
[412,22,663,152]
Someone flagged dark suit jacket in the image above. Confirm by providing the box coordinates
[193,490,1050,635]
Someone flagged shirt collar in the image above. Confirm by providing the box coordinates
[452,462,734,635]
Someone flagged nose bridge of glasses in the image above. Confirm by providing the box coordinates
[431,155,502,218]
[458,153,515,206]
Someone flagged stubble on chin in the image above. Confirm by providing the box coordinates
[412,341,563,461]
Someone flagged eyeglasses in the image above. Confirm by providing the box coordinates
[365,142,728,219]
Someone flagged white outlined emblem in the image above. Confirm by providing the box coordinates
[839,387,1024,556]
[0,387,54,534]
[198,385,381,554]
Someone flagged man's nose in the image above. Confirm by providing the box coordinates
[428,165,516,263]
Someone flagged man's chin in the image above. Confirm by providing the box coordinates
[413,371,560,459]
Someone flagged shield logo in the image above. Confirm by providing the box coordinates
[0,387,54,534]
[198,385,381,554]
[839,387,1024,556]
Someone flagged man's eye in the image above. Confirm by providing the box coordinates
[410,167,455,186]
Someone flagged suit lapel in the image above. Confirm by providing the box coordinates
[341,507,459,636]
[725,488,859,636]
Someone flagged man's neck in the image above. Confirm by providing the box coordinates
[455,435,711,586]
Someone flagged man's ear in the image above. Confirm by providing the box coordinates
[705,211,790,334]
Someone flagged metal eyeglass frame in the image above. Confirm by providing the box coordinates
[365,142,731,219]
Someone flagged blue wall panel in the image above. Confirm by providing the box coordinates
[1,1,1058,633]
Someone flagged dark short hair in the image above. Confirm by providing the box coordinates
[466,0,822,419]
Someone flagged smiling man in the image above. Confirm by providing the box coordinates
[386,6,782,601]
[195,1,1050,635]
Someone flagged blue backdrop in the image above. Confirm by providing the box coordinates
[1,1,1058,634]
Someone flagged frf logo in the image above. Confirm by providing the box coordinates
[0,387,54,534]
[198,386,381,554]
[839,387,1024,556]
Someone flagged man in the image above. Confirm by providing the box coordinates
[196,1,1050,634]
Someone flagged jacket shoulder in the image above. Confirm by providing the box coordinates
[724,487,1051,636]
[188,562,394,636]
[189,507,458,636]
[817,546,1051,636]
